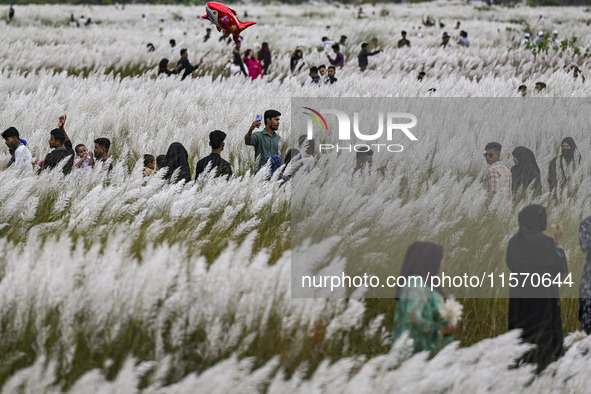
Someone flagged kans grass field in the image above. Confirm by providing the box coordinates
[2,1,591,392]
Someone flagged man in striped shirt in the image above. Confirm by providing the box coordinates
[483,142,512,202]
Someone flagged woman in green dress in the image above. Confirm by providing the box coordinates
[392,242,456,354]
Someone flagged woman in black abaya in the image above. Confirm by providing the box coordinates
[511,146,542,197]
[163,142,192,184]
[548,137,582,191]
[506,205,568,372]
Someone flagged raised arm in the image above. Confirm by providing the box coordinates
[245,119,261,145]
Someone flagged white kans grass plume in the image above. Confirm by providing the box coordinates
[1,2,591,392]
[438,296,463,327]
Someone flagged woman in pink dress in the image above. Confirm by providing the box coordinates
[243,49,262,80]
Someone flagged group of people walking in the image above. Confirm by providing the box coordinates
[483,138,582,202]
[392,206,591,372]
[2,109,314,185]
[3,109,589,374]
[156,35,272,81]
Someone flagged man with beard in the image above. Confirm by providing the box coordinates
[94,137,113,174]
[245,110,281,173]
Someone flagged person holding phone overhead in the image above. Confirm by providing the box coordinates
[245,110,281,173]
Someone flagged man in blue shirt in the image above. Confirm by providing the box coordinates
[309,66,321,84]
[245,110,281,172]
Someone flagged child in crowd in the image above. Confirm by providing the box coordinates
[75,144,94,174]
[143,154,156,177]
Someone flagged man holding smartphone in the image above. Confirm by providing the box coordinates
[245,109,281,173]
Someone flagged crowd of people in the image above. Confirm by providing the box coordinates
[5,3,591,375]
[1,110,317,184]
[2,111,583,197]
[482,138,581,202]
[391,203,591,373]
[135,14,586,86]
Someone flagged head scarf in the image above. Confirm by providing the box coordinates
[580,216,591,254]
[260,42,271,63]
[560,137,580,165]
[396,241,444,297]
[518,204,547,235]
[507,205,550,274]
[511,146,541,193]
[159,58,169,71]
[164,142,191,183]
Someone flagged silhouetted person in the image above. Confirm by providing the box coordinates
[353,150,373,175]
[535,81,546,91]
[290,48,304,74]
[170,39,180,54]
[42,116,74,175]
[158,58,178,76]
[441,32,451,48]
[258,42,272,75]
[511,146,542,196]
[507,205,567,372]
[177,48,203,80]
[164,142,191,183]
[397,31,410,48]
[9,4,14,22]
[195,130,232,180]
[458,31,470,47]
[233,42,248,77]
[358,42,382,72]
[204,28,212,42]
[309,66,320,84]
[548,137,581,192]
[327,44,344,68]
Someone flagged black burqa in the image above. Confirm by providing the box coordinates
[548,137,582,190]
[258,43,272,75]
[506,205,568,372]
[164,142,191,183]
[511,146,542,195]
[158,58,175,76]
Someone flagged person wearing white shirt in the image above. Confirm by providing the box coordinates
[535,31,544,45]
[321,36,335,52]
[2,127,32,172]
[170,39,181,54]
[520,32,531,47]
